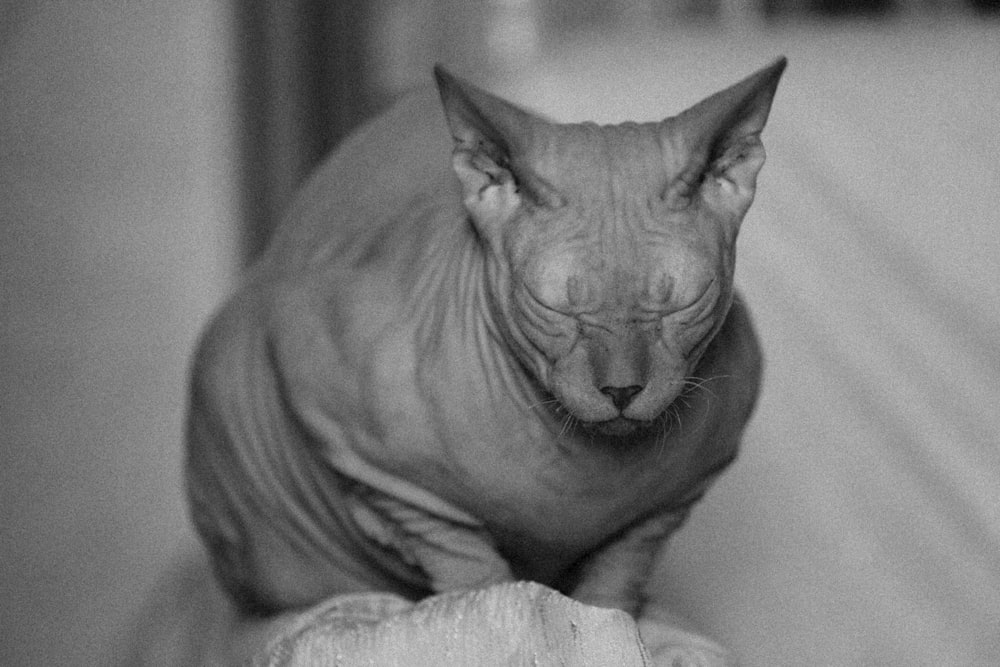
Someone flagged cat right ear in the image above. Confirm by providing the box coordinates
[660,57,787,218]
[433,65,561,226]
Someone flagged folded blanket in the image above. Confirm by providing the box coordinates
[254,581,736,666]
[256,581,650,666]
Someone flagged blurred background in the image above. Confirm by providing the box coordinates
[2,1,998,665]
[231,0,1000,261]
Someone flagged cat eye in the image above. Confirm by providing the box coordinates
[675,280,721,322]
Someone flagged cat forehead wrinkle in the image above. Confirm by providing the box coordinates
[528,121,667,199]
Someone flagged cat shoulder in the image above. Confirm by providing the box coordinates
[264,86,461,273]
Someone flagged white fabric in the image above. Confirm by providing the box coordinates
[255,582,652,666]
[498,20,1000,666]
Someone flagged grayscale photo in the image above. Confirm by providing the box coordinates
[2,1,998,665]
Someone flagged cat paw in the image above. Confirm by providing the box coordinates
[645,642,736,667]
[638,618,738,667]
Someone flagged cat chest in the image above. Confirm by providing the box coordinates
[355,305,743,570]
[476,430,722,553]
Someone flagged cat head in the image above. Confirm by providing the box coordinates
[435,60,785,437]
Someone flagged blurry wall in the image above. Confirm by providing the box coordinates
[236,2,375,262]
[0,1,237,664]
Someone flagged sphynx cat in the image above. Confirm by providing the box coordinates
[186,58,785,664]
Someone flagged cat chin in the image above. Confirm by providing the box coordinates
[579,416,659,439]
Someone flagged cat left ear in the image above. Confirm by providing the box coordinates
[661,57,787,215]
[434,65,562,227]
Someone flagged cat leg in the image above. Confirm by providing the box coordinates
[569,510,686,614]
[222,486,518,666]
[345,482,515,594]
[634,608,737,667]
[570,510,736,666]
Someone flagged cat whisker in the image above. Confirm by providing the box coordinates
[655,415,668,461]
[558,414,577,439]
[680,374,731,402]
[669,401,684,435]
[527,395,565,414]
[655,409,677,461]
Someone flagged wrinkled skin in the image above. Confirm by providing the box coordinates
[482,122,739,437]
[186,60,784,664]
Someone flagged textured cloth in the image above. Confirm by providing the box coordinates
[254,581,735,666]
[255,582,652,666]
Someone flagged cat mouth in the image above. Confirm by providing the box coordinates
[535,384,662,440]
[580,416,653,438]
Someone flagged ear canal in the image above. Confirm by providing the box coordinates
[434,65,532,157]
[664,56,787,163]
[433,64,563,208]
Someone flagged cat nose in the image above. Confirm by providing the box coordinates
[600,384,644,411]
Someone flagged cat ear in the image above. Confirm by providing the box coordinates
[660,57,787,215]
[434,65,563,227]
